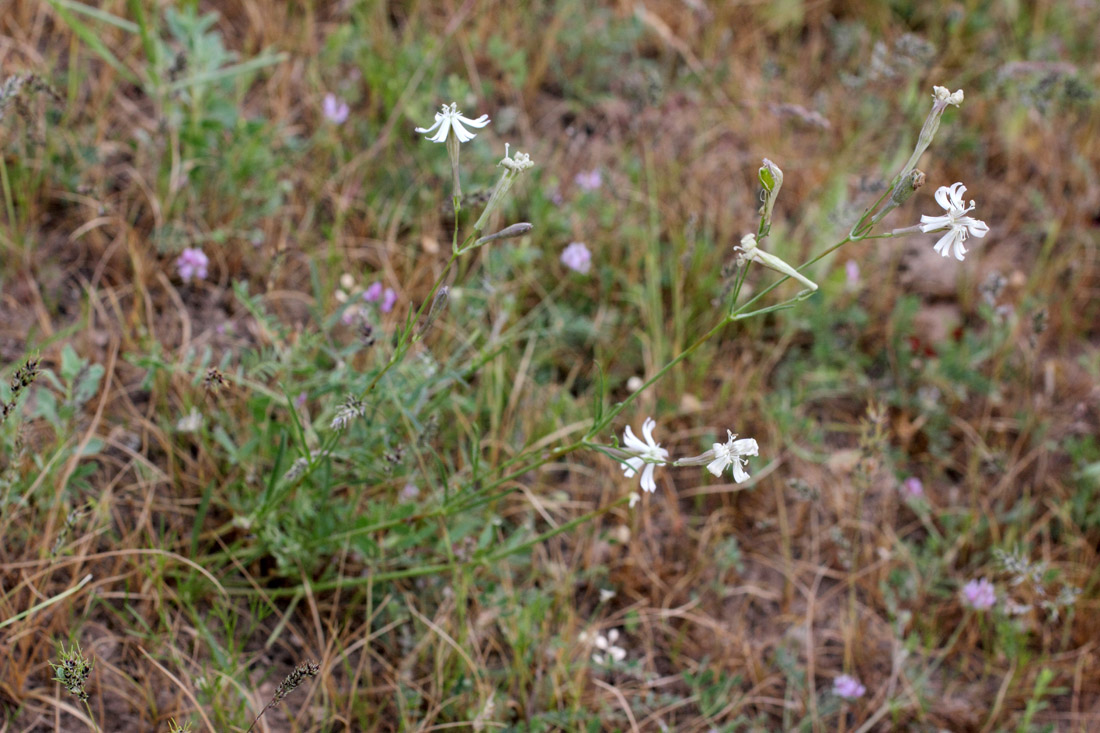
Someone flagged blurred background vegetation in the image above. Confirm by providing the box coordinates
[1,0,1098,730]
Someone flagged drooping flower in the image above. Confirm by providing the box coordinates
[919,182,989,261]
[833,674,866,700]
[737,233,818,293]
[704,431,759,482]
[561,242,592,274]
[322,93,349,124]
[621,417,668,493]
[177,247,209,283]
[962,577,996,610]
[414,102,490,144]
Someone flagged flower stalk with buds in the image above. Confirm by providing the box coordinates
[470,143,535,240]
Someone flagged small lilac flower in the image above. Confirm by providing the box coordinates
[561,242,592,274]
[380,287,397,313]
[833,674,866,700]
[177,247,209,283]
[294,392,307,409]
[323,93,349,124]
[400,483,419,501]
[574,169,602,191]
[845,260,860,289]
[962,578,996,610]
[363,282,383,302]
[903,477,924,498]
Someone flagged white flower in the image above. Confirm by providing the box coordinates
[705,431,759,482]
[919,182,989,261]
[176,407,202,433]
[621,417,668,493]
[591,629,627,665]
[737,233,818,293]
[498,142,534,172]
[414,102,490,144]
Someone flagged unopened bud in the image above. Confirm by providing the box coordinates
[759,158,783,194]
[416,286,449,338]
[758,158,784,235]
[890,169,925,206]
[474,222,533,246]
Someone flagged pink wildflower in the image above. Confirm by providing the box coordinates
[177,247,209,283]
[833,674,866,700]
[845,260,860,288]
[903,477,924,498]
[962,578,996,610]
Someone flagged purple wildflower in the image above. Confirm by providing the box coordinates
[561,242,592,274]
[323,93,349,124]
[574,169,602,191]
[833,674,866,700]
[962,578,996,610]
[363,282,383,302]
[902,477,924,498]
[177,247,209,283]
[380,287,397,313]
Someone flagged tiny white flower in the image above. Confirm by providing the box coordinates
[498,142,534,172]
[705,431,759,482]
[592,629,627,665]
[621,417,669,493]
[414,102,490,144]
[176,407,203,433]
[919,182,989,261]
[932,85,964,111]
[628,492,641,508]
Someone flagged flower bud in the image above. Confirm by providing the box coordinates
[474,222,533,246]
[416,286,449,338]
[758,159,784,235]
[891,169,925,206]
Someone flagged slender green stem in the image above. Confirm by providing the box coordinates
[82,699,103,733]
[223,495,631,597]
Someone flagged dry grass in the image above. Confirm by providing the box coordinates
[2,0,1099,731]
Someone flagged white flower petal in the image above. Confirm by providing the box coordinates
[706,456,727,477]
[458,113,490,128]
[414,117,444,135]
[964,218,989,238]
[622,425,645,452]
